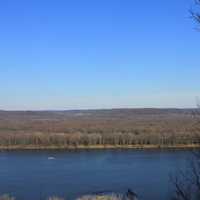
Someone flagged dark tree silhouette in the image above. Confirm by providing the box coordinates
[171,152,200,200]
[191,0,200,26]
[171,1,200,198]
[171,105,200,199]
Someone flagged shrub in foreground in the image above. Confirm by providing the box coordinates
[0,194,15,200]
[48,196,65,200]
[77,194,124,200]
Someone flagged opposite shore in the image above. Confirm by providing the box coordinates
[0,144,200,151]
[1,109,200,151]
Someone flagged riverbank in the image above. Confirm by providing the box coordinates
[0,144,199,150]
[0,194,125,200]
[0,194,132,200]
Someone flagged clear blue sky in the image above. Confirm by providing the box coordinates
[0,0,199,110]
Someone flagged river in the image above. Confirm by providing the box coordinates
[0,149,192,200]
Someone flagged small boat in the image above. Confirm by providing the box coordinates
[48,156,55,160]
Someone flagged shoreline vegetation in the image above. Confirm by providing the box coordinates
[0,194,126,200]
[0,194,125,200]
[0,144,200,151]
[0,109,200,151]
[0,191,137,200]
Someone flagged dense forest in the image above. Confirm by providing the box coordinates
[0,109,200,149]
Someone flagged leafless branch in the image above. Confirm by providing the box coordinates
[190,0,200,25]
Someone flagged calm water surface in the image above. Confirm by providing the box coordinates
[0,150,192,200]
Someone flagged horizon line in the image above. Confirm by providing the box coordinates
[0,107,198,112]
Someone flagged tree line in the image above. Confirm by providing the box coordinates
[0,131,199,148]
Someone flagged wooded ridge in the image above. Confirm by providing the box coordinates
[0,109,199,149]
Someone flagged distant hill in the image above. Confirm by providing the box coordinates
[0,108,199,149]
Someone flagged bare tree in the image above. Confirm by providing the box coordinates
[171,152,200,200]
[190,0,200,26]
[171,99,200,199]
